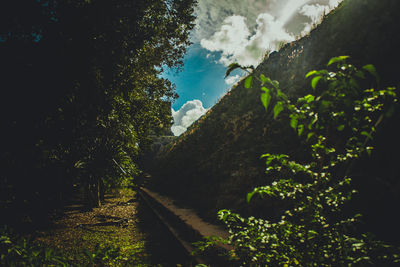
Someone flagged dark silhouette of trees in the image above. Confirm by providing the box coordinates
[0,0,196,222]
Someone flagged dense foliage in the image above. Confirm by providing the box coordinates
[0,0,196,222]
[215,57,400,266]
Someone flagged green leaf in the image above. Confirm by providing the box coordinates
[361,131,373,140]
[362,64,379,81]
[309,115,318,128]
[307,132,315,140]
[308,230,318,239]
[247,192,255,203]
[271,79,279,89]
[218,210,230,221]
[311,76,322,90]
[225,63,241,78]
[260,74,276,87]
[305,70,317,78]
[261,87,271,110]
[273,101,284,119]
[304,94,315,103]
[327,55,350,66]
[260,153,271,159]
[259,76,279,88]
[290,115,298,130]
[337,125,345,131]
[245,76,253,88]
[277,89,288,100]
[297,124,304,136]
[260,74,268,84]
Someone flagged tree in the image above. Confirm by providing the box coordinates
[0,0,196,219]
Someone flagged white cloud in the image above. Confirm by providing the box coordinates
[200,12,294,66]
[278,0,311,26]
[329,0,342,8]
[200,15,250,57]
[197,0,344,67]
[299,4,328,22]
[171,100,208,136]
[193,0,276,42]
[243,13,294,62]
[225,74,241,85]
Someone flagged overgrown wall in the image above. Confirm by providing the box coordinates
[149,0,400,244]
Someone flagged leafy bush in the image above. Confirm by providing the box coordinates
[215,57,400,266]
[0,226,126,266]
[83,243,122,266]
[0,227,70,266]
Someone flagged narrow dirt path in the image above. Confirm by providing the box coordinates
[34,189,192,266]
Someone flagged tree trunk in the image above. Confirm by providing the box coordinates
[83,176,103,209]
[99,178,105,202]
[83,178,93,211]
[95,177,101,207]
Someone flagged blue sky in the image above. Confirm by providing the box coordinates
[164,44,236,110]
[167,0,342,136]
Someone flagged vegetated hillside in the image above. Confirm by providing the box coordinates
[148,0,400,244]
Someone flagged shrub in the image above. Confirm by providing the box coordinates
[215,57,400,266]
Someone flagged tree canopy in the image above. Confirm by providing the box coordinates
[0,0,196,219]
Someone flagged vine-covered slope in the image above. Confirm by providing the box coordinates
[148,0,400,244]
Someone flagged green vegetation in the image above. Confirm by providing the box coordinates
[2,0,400,265]
[1,227,70,266]
[0,0,196,222]
[1,189,188,266]
[34,189,152,266]
[1,225,139,266]
[0,1,196,265]
[211,57,400,266]
[0,190,139,266]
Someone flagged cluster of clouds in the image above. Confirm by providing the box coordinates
[225,74,240,85]
[197,0,343,67]
[171,100,208,136]
[172,0,343,136]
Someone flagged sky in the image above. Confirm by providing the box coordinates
[166,0,343,136]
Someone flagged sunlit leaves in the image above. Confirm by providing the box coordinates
[273,101,284,119]
[290,114,298,130]
[297,124,304,136]
[260,74,269,84]
[305,70,318,78]
[216,56,399,266]
[260,87,271,111]
[311,76,322,90]
[244,76,253,88]
[327,55,349,66]
[303,94,315,103]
